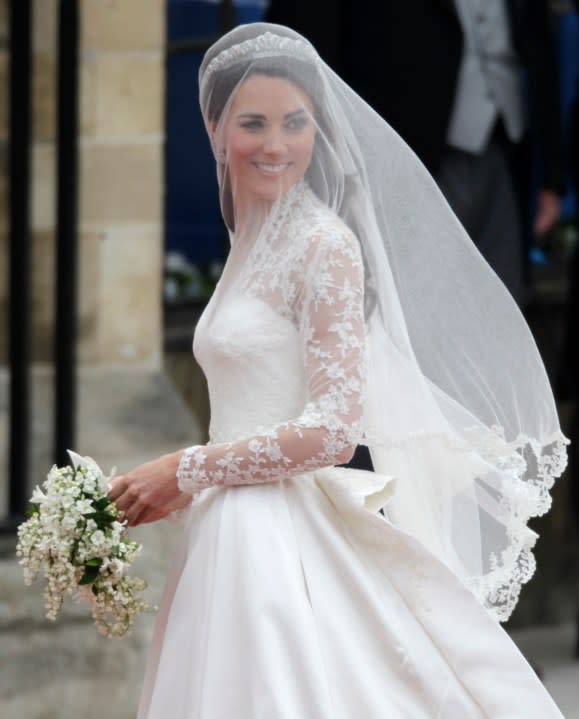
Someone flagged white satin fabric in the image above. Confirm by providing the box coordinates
[137,295,564,719]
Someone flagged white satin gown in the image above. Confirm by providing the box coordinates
[137,186,564,718]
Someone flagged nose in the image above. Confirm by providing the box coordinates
[262,129,286,155]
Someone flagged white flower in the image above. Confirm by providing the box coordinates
[90,530,105,546]
[61,495,75,509]
[82,476,97,493]
[75,499,94,515]
[67,450,98,473]
[110,558,127,576]
[61,514,78,532]
[30,487,46,504]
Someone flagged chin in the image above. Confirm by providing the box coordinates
[253,180,293,202]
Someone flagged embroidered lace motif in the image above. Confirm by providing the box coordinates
[466,430,569,622]
[177,187,366,495]
[367,424,569,621]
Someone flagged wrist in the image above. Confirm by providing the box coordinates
[175,445,206,494]
[161,450,183,477]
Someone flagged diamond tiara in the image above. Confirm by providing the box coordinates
[202,31,319,85]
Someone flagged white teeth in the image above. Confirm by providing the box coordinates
[255,163,289,173]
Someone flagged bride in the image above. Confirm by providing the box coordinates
[109,23,569,718]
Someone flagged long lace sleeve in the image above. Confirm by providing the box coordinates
[176,230,366,495]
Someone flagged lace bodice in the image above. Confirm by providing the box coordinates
[177,185,366,495]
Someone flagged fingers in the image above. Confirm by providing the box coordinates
[107,475,129,502]
[121,492,147,527]
[130,498,170,526]
[130,493,192,527]
[123,484,161,527]
[128,502,150,527]
[107,475,138,524]
[105,459,185,527]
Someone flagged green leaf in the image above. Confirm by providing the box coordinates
[79,565,100,585]
[25,506,39,517]
[85,558,103,567]
[93,497,111,511]
[91,511,117,529]
[71,539,80,564]
[84,510,114,525]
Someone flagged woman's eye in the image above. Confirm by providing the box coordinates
[240,120,264,130]
[286,117,308,130]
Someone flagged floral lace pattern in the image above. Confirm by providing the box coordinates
[466,430,569,622]
[177,186,366,495]
[365,423,569,621]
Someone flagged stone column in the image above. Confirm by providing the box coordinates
[79,0,165,366]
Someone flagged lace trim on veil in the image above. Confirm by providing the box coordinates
[467,429,568,621]
[366,426,569,621]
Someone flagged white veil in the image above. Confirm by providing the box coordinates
[198,22,569,621]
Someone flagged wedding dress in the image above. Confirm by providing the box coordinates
[136,183,565,718]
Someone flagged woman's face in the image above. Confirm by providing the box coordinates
[217,74,316,207]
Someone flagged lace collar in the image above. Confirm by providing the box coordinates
[265,179,310,238]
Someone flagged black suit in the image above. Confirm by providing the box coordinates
[265,0,564,191]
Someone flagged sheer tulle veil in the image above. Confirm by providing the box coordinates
[198,22,569,621]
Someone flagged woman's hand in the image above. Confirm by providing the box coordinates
[108,451,188,527]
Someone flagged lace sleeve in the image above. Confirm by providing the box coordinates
[176,229,366,495]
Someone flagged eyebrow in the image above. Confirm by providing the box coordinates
[236,108,308,120]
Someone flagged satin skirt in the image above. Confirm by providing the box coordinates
[137,471,564,719]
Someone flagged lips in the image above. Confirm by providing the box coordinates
[253,162,291,176]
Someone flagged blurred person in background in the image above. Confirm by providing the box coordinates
[265,0,565,304]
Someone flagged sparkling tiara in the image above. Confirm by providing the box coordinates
[202,31,319,83]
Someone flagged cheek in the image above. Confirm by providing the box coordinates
[293,133,316,169]
[227,132,261,164]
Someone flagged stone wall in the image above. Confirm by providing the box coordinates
[0,0,165,366]
[0,3,205,718]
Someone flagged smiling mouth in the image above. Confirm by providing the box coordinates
[253,162,291,176]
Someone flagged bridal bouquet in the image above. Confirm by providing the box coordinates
[16,451,149,638]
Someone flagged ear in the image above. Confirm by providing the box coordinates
[209,120,227,163]
[208,120,219,153]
